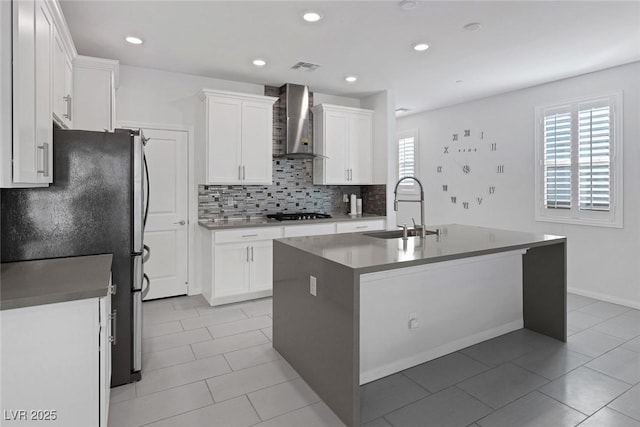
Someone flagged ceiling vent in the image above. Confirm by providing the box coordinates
[291,61,321,72]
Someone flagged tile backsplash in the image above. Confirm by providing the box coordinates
[199,159,385,221]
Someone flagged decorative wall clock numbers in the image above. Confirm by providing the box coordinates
[438,129,504,210]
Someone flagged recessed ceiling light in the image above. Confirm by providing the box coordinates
[412,42,430,52]
[399,0,417,10]
[302,11,322,22]
[252,59,267,67]
[463,22,482,31]
[125,36,143,45]
[345,75,358,83]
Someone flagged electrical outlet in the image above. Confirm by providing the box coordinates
[408,313,419,329]
[310,276,317,296]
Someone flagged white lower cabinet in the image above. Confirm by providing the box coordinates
[0,294,112,426]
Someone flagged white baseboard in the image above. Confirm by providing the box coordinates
[568,287,640,310]
[359,319,523,385]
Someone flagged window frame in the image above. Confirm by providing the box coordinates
[396,129,420,195]
[534,91,623,228]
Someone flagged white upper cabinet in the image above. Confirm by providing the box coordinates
[199,89,277,185]
[73,56,119,132]
[312,104,374,185]
[1,0,76,188]
[52,26,73,128]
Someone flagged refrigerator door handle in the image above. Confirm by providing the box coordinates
[132,291,142,372]
[142,245,151,264]
[142,274,150,299]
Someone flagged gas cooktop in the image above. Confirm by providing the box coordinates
[266,212,332,221]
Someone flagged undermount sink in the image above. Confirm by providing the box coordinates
[364,229,439,239]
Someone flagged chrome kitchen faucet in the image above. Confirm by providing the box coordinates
[393,176,427,238]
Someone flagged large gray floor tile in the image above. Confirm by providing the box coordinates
[386,387,492,427]
[241,298,272,317]
[624,336,640,354]
[461,330,536,367]
[143,396,260,427]
[586,347,640,385]
[251,401,346,427]
[512,347,591,380]
[143,299,176,313]
[110,383,136,404]
[568,311,604,332]
[206,359,298,402]
[143,345,195,372]
[180,308,248,330]
[567,330,625,358]
[144,306,200,325]
[593,315,640,341]
[360,373,429,423]
[247,378,320,420]
[579,407,640,427]
[143,328,211,353]
[171,294,209,310]
[143,320,183,338]
[457,363,548,409]
[539,366,631,415]
[608,384,640,421]
[578,301,630,320]
[476,391,585,427]
[403,352,490,393]
[224,342,282,371]
[108,381,213,427]
[261,327,273,341]
[208,315,272,338]
[622,309,640,322]
[567,294,599,311]
[191,330,269,359]
[136,355,231,396]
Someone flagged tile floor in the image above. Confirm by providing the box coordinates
[108,293,640,427]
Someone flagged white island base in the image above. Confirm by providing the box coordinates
[360,250,525,384]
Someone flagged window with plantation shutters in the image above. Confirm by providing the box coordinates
[397,130,419,193]
[535,92,622,228]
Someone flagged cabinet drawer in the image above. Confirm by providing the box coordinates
[336,219,385,234]
[214,227,283,244]
[283,223,336,238]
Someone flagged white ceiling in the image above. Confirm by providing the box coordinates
[60,1,640,115]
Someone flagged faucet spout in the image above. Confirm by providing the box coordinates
[393,176,427,238]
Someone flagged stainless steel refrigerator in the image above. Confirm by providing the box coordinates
[1,128,150,386]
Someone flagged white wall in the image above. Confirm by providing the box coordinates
[397,62,640,308]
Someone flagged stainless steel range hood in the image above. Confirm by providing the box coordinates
[274,83,318,159]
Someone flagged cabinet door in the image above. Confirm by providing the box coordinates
[241,100,272,184]
[248,240,273,292]
[214,242,250,297]
[34,0,52,184]
[207,96,242,184]
[73,66,112,131]
[52,28,69,128]
[99,295,112,427]
[348,112,373,184]
[323,110,349,184]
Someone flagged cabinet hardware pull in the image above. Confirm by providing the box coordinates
[239,165,242,180]
[350,169,353,181]
[109,309,117,345]
[63,95,72,120]
[242,165,246,180]
[346,169,349,181]
[251,246,254,262]
[242,234,258,238]
[356,226,368,229]
[36,143,49,176]
[246,246,250,262]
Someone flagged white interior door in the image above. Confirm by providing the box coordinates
[142,128,189,300]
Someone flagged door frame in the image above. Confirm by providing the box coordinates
[118,120,198,296]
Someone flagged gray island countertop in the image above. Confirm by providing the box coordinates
[1,254,113,310]
[275,224,566,274]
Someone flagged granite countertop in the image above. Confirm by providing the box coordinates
[198,213,386,230]
[1,254,113,310]
[274,224,566,274]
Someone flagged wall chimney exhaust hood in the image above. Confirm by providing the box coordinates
[274,83,319,159]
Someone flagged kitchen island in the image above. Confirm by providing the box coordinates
[272,224,566,427]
